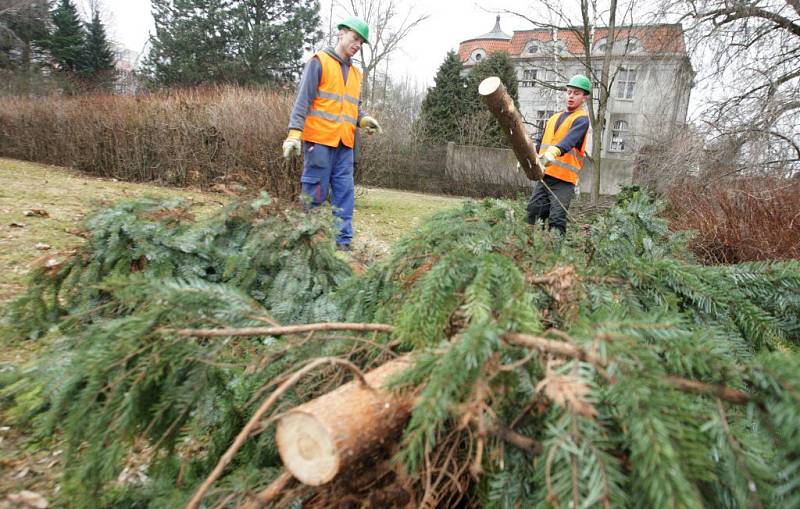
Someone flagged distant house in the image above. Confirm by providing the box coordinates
[458,16,694,194]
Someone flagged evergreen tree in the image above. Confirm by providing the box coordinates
[228,0,320,84]
[417,50,467,144]
[464,51,519,147]
[80,9,115,87]
[46,0,86,73]
[144,0,234,86]
[145,0,320,87]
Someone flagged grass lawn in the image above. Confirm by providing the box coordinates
[356,187,464,244]
[0,158,463,305]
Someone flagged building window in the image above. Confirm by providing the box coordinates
[533,110,556,137]
[543,68,559,86]
[471,49,485,62]
[617,67,636,99]
[609,120,629,152]
[623,37,641,53]
[594,38,607,53]
[526,42,539,54]
[520,69,537,87]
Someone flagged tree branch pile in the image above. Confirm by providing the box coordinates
[1,189,799,508]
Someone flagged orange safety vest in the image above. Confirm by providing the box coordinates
[301,51,362,148]
[539,109,589,185]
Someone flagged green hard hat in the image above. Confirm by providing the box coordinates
[337,16,370,45]
[567,74,592,93]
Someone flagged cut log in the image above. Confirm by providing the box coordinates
[275,357,414,486]
[479,76,544,181]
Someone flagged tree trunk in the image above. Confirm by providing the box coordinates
[478,76,544,181]
[275,356,414,486]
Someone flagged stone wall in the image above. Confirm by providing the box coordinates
[360,142,634,197]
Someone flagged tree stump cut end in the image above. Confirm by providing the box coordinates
[276,411,339,486]
[478,76,502,96]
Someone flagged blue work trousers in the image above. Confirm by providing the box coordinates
[300,141,354,246]
[526,175,575,235]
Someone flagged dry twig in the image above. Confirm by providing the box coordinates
[184,357,370,509]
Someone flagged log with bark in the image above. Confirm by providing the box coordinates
[275,356,414,486]
[479,76,544,181]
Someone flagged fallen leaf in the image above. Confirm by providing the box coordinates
[65,228,89,238]
[9,222,25,228]
[34,243,51,250]
[12,466,30,479]
[23,208,49,218]
[5,490,49,508]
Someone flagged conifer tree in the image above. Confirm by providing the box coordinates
[144,0,234,86]
[417,50,467,144]
[80,9,115,88]
[228,0,320,84]
[144,0,320,87]
[46,0,86,73]
[464,51,519,147]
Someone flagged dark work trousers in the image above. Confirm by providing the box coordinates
[526,175,576,235]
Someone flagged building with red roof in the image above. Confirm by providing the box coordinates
[457,17,694,194]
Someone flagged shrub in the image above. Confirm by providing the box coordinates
[665,176,800,263]
[0,86,299,198]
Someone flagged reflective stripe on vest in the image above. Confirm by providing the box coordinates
[539,109,589,185]
[302,51,363,148]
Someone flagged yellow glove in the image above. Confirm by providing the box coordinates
[541,146,562,166]
[359,115,382,135]
[282,129,302,159]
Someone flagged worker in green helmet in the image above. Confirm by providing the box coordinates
[283,16,382,251]
[526,74,592,235]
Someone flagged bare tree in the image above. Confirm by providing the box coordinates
[333,0,429,105]
[499,0,657,204]
[674,0,800,177]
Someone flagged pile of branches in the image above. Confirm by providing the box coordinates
[2,189,799,508]
[5,192,350,340]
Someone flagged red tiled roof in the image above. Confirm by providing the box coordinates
[460,24,686,61]
[457,39,511,62]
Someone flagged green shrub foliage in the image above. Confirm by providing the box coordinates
[2,190,799,508]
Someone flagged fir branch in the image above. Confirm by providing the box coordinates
[503,332,607,370]
[242,470,295,509]
[665,376,753,405]
[171,322,395,337]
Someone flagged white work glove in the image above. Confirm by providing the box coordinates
[282,129,302,159]
[359,115,382,135]
[541,146,561,167]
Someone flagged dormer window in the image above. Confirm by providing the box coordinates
[594,38,608,53]
[526,41,539,54]
[623,37,641,53]
[471,49,485,62]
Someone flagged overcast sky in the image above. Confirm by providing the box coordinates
[81,0,538,87]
